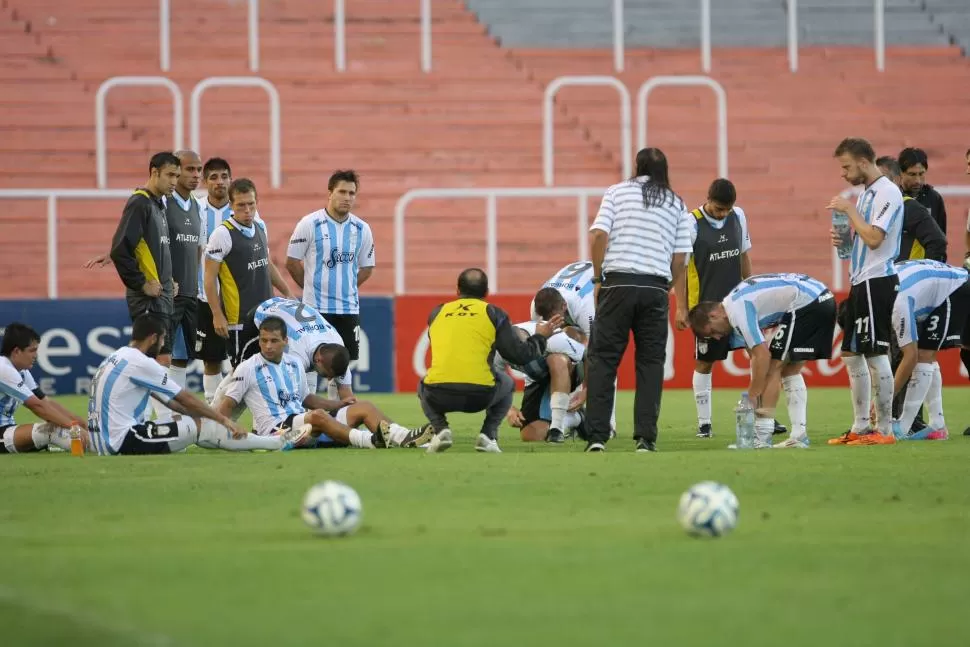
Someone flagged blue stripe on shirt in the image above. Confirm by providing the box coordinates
[313,221,325,312]
[129,376,179,398]
[326,219,339,314]
[900,268,967,292]
[352,225,364,310]
[99,359,129,455]
[257,365,282,422]
[744,301,764,346]
[133,392,151,425]
[340,222,353,314]
[734,279,824,301]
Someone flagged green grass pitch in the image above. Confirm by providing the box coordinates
[2,387,970,647]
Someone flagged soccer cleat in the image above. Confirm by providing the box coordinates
[773,421,787,436]
[585,442,606,452]
[281,424,314,451]
[925,427,949,441]
[545,427,565,444]
[773,435,810,449]
[635,439,657,453]
[475,433,502,453]
[572,409,589,442]
[964,426,970,437]
[696,423,713,439]
[398,423,435,448]
[425,429,454,454]
[827,429,869,445]
[846,432,897,446]
[374,420,391,448]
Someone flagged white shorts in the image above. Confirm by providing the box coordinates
[92,418,198,456]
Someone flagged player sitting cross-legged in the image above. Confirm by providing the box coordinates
[216,316,442,451]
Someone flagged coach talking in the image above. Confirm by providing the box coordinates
[584,148,692,453]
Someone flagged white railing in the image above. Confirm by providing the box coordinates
[829,185,970,291]
[787,0,885,73]
[613,0,624,73]
[0,189,132,298]
[637,76,728,179]
[334,0,433,72]
[95,77,184,189]
[543,76,632,187]
[190,77,282,189]
[394,187,606,294]
[700,0,711,73]
[160,0,260,72]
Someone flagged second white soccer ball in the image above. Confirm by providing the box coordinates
[677,481,739,538]
[301,480,362,537]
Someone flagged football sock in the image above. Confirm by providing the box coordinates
[197,420,280,451]
[926,362,945,430]
[754,417,774,446]
[45,426,73,452]
[349,428,375,449]
[564,411,583,430]
[781,374,808,440]
[387,423,411,446]
[693,371,712,426]
[549,392,569,431]
[168,365,187,389]
[327,380,340,400]
[867,355,894,435]
[899,363,934,434]
[843,355,871,433]
[203,373,222,402]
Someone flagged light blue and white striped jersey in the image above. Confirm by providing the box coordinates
[723,273,830,348]
[197,197,268,302]
[493,320,586,386]
[224,350,307,435]
[253,297,351,386]
[86,346,181,455]
[538,261,597,336]
[0,356,38,427]
[892,260,969,347]
[849,176,904,285]
[287,210,375,315]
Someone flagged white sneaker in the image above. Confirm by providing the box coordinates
[426,429,454,454]
[475,433,502,453]
[773,435,810,448]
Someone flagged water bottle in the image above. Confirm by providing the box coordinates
[832,210,853,260]
[734,392,755,450]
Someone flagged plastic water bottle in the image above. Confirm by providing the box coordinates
[832,210,853,260]
[734,392,755,450]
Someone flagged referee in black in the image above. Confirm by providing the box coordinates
[584,148,692,453]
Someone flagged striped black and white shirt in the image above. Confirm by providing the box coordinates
[590,176,692,280]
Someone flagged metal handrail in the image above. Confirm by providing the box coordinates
[95,76,184,189]
[160,0,260,72]
[543,76,632,186]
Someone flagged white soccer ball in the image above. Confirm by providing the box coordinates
[677,481,739,538]
[301,481,362,537]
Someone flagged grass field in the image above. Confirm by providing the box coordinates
[3,387,970,647]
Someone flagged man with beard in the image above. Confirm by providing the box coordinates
[827,138,904,445]
[286,170,375,398]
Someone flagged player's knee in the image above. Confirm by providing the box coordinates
[546,353,570,373]
[781,362,803,377]
[694,360,714,374]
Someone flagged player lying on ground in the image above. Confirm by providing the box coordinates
[688,273,837,448]
[216,317,443,451]
[889,260,970,440]
[496,321,588,443]
[86,315,288,456]
[0,323,90,454]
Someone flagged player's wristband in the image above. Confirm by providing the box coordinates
[591,276,602,284]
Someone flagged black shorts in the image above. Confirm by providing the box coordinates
[230,318,262,368]
[196,300,228,363]
[170,296,198,362]
[115,421,183,455]
[839,275,898,354]
[126,292,174,353]
[694,333,735,362]
[769,292,838,362]
[918,280,970,351]
[322,313,360,360]
[519,366,583,426]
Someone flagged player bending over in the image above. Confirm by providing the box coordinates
[498,321,587,443]
[688,273,837,448]
[87,315,280,455]
[1,323,89,454]
[217,317,442,451]
[889,260,970,440]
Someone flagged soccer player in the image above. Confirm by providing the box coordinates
[827,138,904,445]
[217,317,437,450]
[419,268,562,454]
[84,150,207,422]
[203,178,291,369]
[687,273,837,448]
[889,260,970,440]
[672,178,784,439]
[250,296,355,398]
[286,170,375,396]
[86,315,276,456]
[1,323,88,454]
[898,147,948,235]
[497,321,587,443]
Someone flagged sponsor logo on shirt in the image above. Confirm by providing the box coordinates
[325,249,356,269]
[248,258,270,271]
[793,347,814,353]
[175,234,199,244]
[717,234,728,243]
[290,238,308,244]
[709,249,741,262]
